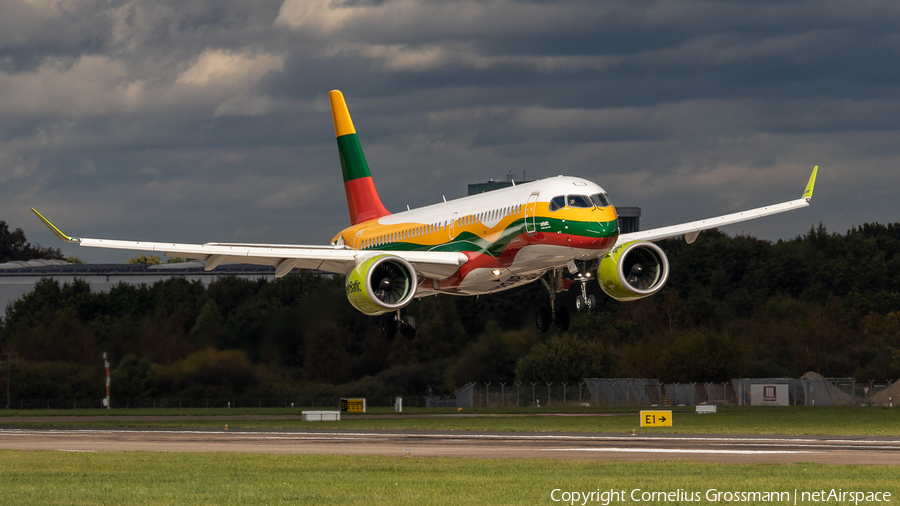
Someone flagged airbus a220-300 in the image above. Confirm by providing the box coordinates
[33,90,818,339]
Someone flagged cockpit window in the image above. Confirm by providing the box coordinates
[591,193,612,207]
[567,195,593,208]
[549,196,565,212]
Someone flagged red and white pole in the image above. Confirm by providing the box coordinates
[103,352,110,409]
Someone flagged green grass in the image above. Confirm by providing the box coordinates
[0,405,642,417]
[0,451,896,505]
[4,406,900,436]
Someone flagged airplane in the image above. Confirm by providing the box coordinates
[32,90,818,339]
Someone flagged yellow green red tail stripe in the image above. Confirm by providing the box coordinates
[329,90,391,225]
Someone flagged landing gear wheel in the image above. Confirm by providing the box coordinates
[381,316,397,341]
[400,315,416,340]
[535,307,551,333]
[555,306,570,332]
[575,295,585,312]
[586,294,596,310]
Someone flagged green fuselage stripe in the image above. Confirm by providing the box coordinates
[336,134,372,183]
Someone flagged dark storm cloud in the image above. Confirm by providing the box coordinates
[1,0,898,262]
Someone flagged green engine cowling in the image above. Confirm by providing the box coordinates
[346,254,418,316]
[597,240,670,301]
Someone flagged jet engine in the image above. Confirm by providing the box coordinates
[345,255,418,316]
[597,241,670,301]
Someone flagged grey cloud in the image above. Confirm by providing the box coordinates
[1,0,898,263]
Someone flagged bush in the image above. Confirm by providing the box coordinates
[111,354,156,399]
[515,335,617,383]
[10,361,102,399]
[153,348,259,398]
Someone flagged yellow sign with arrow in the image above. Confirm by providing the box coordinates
[640,410,672,427]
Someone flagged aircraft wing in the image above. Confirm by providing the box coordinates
[615,166,818,246]
[29,209,467,280]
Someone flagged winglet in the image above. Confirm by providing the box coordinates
[30,208,80,243]
[801,165,818,201]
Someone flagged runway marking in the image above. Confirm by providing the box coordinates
[549,448,820,455]
[2,429,899,447]
[710,442,900,450]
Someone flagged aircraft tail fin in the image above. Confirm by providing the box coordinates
[329,90,391,225]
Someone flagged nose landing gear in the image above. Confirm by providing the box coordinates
[574,273,596,313]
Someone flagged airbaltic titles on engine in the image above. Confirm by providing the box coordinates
[32,90,818,340]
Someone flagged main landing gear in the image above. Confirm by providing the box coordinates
[382,311,416,341]
[536,269,570,332]
[535,263,597,333]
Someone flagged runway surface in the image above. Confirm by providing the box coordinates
[2,426,899,464]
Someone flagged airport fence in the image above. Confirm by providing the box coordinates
[5,379,893,411]
[458,377,895,407]
[458,381,599,407]
[6,396,423,411]
[731,377,863,406]
[460,379,739,407]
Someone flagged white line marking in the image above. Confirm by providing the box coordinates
[710,443,900,450]
[548,448,820,455]
[2,429,898,447]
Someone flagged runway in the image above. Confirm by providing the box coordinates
[2,426,899,464]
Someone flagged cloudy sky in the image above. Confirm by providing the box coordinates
[2,0,898,262]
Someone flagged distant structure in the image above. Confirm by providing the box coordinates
[0,260,318,313]
[467,171,531,195]
[616,207,641,234]
[467,172,641,233]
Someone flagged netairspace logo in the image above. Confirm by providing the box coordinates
[549,488,893,505]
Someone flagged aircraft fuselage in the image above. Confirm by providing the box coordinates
[332,175,618,295]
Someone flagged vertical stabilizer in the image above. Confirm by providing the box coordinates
[329,90,391,225]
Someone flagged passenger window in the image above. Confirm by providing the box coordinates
[549,196,565,212]
[568,195,593,208]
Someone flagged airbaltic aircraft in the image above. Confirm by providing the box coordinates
[33,90,818,339]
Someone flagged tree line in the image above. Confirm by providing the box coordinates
[0,221,899,402]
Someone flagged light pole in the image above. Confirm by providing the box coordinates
[103,352,111,409]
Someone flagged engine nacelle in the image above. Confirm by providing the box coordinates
[346,255,418,316]
[597,241,670,301]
